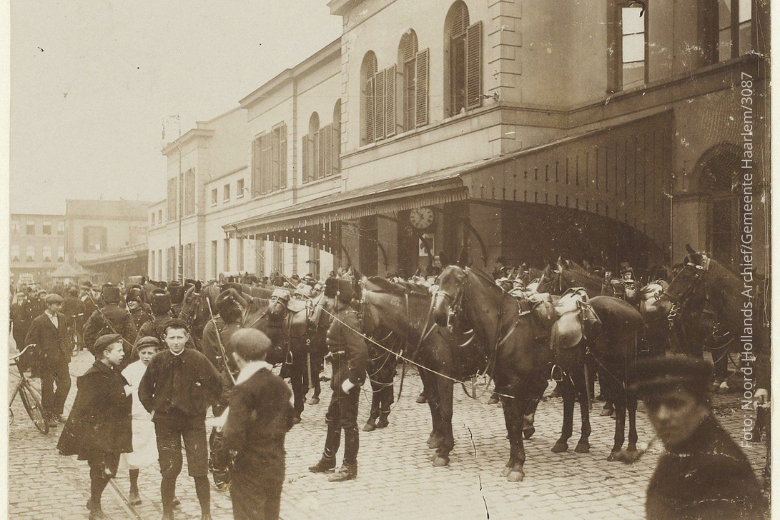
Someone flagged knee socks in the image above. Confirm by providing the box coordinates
[194,476,211,514]
[129,469,139,494]
[161,477,176,513]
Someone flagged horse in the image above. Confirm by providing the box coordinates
[550,292,646,460]
[432,265,552,482]
[361,276,492,466]
[179,281,222,341]
[537,258,610,298]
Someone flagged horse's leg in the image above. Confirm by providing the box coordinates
[552,376,574,453]
[607,388,627,461]
[574,367,591,453]
[432,375,454,467]
[421,369,444,449]
[523,371,548,439]
[627,390,638,452]
[363,379,380,432]
[500,389,527,482]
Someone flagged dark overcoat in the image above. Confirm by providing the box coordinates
[646,414,767,520]
[24,312,70,368]
[57,361,132,459]
[83,303,137,353]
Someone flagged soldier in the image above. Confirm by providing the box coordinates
[138,289,197,351]
[309,278,367,482]
[169,281,185,318]
[83,284,137,369]
[629,357,766,520]
[126,286,152,331]
[61,287,85,352]
[201,288,244,414]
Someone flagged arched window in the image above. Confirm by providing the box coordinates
[361,52,378,145]
[444,2,481,117]
[302,105,341,183]
[697,146,742,266]
[398,30,429,131]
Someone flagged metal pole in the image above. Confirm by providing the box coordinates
[177,117,183,283]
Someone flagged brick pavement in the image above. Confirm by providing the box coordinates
[9,351,769,520]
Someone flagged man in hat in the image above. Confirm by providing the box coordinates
[126,286,152,331]
[629,357,766,520]
[309,277,367,482]
[222,328,294,520]
[83,283,137,369]
[138,319,223,520]
[57,334,132,520]
[25,293,71,426]
[61,286,86,352]
[168,281,185,318]
[138,289,195,351]
[202,288,245,413]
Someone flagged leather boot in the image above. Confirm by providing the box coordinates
[376,411,390,429]
[308,455,336,473]
[343,428,359,466]
[328,462,358,482]
[363,407,378,432]
[416,392,427,404]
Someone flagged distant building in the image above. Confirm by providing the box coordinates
[9,214,67,285]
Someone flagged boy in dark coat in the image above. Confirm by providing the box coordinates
[57,334,133,520]
[222,328,293,520]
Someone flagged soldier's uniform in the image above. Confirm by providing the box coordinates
[309,278,367,482]
[125,287,152,331]
[138,290,197,351]
[83,284,137,370]
[169,282,185,318]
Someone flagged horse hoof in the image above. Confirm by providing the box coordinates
[606,451,619,462]
[551,441,569,453]
[523,427,535,439]
[432,455,449,467]
[600,408,614,417]
[363,422,376,432]
[574,441,590,454]
[376,419,389,429]
[416,395,428,404]
[507,470,524,482]
[627,444,638,453]
[427,437,443,449]
[501,466,512,478]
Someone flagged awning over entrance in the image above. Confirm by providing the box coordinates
[224,163,479,238]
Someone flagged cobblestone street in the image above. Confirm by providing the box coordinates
[9,350,768,520]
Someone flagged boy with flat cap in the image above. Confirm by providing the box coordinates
[629,356,767,520]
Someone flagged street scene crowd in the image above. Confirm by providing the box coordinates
[8,254,771,519]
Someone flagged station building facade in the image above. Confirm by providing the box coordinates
[149,0,770,282]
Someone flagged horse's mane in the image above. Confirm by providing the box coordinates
[364,276,429,297]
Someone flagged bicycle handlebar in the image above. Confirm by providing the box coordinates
[9,344,36,363]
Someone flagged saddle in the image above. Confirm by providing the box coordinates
[551,288,600,350]
[639,281,668,314]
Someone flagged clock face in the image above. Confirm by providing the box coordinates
[409,207,435,229]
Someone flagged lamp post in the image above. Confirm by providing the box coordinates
[163,115,182,282]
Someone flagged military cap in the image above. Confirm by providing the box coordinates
[150,290,172,315]
[81,281,93,289]
[629,356,713,398]
[231,328,272,361]
[68,287,79,297]
[324,277,353,303]
[94,334,123,355]
[303,275,317,286]
[102,283,121,304]
[168,282,185,304]
[44,293,64,304]
[163,318,190,334]
[271,288,290,302]
[215,288,244,324]
[220,282,243,294]
[126,287,143,303]
[135,336,161,351]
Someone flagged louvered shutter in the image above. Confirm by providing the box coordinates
[301,135,309,184]
[279,124,287,189]
[385,65,396,137]
[252,137,261,195]
[332,124,340,175]
[272,127,280,191]
[466,22,482,110]
[262,133,272,194]
[366,77,375,144]
[415,49,430,127]
[374,69,386,141]
[323,123,332,178]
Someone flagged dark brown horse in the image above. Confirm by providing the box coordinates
[361,277,485,467]
[537,259,609,298]
[432,265,551,482]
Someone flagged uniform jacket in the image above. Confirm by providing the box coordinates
[326,305,367,389]
[83,303,137,354]
[129,304,152,331]
[138,348,222,419]
[61,296,85,323]
[646,414,767,520]
[222,366,293,482]
[25,311,70,366]
[201,317,241,375]
[57,360,132,458]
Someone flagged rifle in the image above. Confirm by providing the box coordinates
[206,296,236,385]
[85,293,135,351]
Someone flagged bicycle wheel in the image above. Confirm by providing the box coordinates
[19,383,48,435]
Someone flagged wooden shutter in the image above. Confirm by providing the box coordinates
[252,137,261,196]
[366,77,375,144]
[385,65,396,137]
[332,124,340,175]
[323,123,332,179]
[263,133,272,194]
[374,69,386,141]
[280,124,287,189]
[301,134,309,184]
[466,22,482,110]
[415,49,430,127]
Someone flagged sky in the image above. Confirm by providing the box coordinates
[8,0,342,215]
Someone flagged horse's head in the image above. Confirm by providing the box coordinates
[267,289,289,320]
[664,246,710,304]
[432,265,468,329]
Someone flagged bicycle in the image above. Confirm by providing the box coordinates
[67,316,82,356]
[9,344,49,435]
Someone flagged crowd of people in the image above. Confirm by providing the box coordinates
[8,263,769,520]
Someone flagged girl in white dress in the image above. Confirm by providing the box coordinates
[119,337,160,505]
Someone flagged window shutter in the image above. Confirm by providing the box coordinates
[385,65,396,137]
[374,69,386,141]
[466,22,483,110]
[415,49,430,127]
[252,137,262,196]
[323,123,332,178]
[279,124,287,189]
[301,134,309,184]
[366,77,375,144]
[332,124,340,175]
[262,133,272,194]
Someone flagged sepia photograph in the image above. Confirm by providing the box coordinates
[3,1,773,519]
